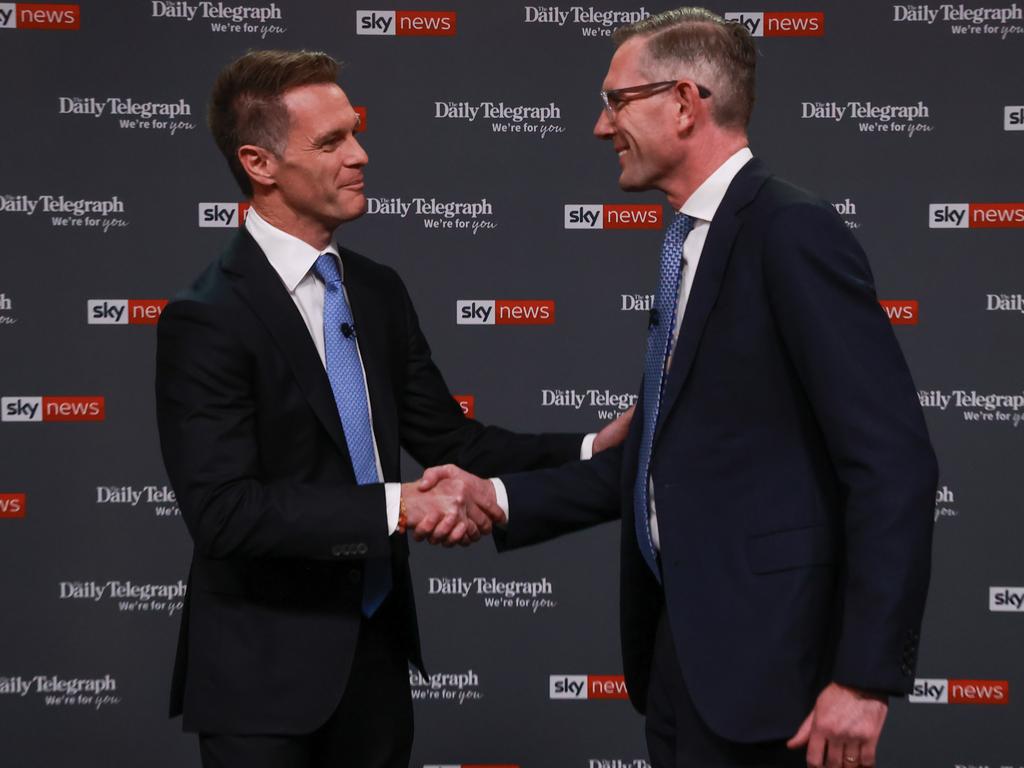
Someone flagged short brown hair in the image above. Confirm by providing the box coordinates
[613,8,756,130]
[208,50,340,195]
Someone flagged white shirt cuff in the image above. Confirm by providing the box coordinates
[490,478,510,523]
[581,433,597,460]
[384,482,402,535]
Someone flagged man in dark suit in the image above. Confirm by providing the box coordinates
[421,9,938,768]
[155,50,629,768]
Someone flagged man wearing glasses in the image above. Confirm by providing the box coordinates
[423,7,937,767]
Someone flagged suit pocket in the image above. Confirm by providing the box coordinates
[746,523,835,574]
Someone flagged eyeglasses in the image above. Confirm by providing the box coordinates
[600,80,712,117]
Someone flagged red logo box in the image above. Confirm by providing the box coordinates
[880,300,919,325]
[0,493,26,518]
[396,10,456,35]
[604,204,662,230]
[453,395,475,419]
[495,300,555,325]
[43,396,105,422]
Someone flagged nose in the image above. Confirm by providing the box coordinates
[346,135,369,167]
[594,108,614,140]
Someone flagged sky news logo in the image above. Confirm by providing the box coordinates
[423,765,518,768]
[1006,106,1024,130]
[198,202,250,228]
[930,203,1024,228]
[354,106,367,132]
[0,493,26,519]
[2,396,105,422]
[564,204,662,229]
[457,300,554,325]
[724,11,824,36]
[909,678,1009,704]
[549,674,629,700]
[880,300,919,325]
[990,587,1024,612]
[453,395,475,418]
[0,3,80,29]
[87,299,167,325]
[356,10,456,35]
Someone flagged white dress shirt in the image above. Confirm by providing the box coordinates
[493,147,754,545]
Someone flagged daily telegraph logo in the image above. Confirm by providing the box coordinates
[0,292,15,327]
[59,97,195,133]
[409,670,482,704]
[356,10,456,35]
[893,4,1023,37]
[366,197,497,234]
[0,194,128,231]
[542,389,638,421]
[0,675,121,708]
[990,587,1024,612]
[427,577,557,612]
[424,765,518,768]
[724,11,825,36]
[935,484,959,522]
[832,198,860,229]
[457,300,555,325]
[0,3,80,29]
[550,674,629,700]
[987,294,1024,313]
[1007,106,1024,130]
[588,761,651,768]
[909,678,1009,704]
[565,204,663,229]
[919,389,1024,426]
[801,101,933,136]
[59,580,187,616]
[96,485,180,517]
[151,1,287,36]
[523,6,650,38]
[198,201,250,228]
[880,300,919,325]
[930,203,1024,228]
[0,493,26,519]
[2,396,104,422]
[453,395,475,418]
[434,101,564,138]
[87,299,167,325]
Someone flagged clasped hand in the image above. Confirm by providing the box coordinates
[400,465,503,547]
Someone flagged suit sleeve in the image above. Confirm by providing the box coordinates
[394,278,584,475]
[155,299,391,561]
[762,202,938,694]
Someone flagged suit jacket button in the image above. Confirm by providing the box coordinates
[349,569,361,585]
[331,544,344,557]
[357,543,368,555]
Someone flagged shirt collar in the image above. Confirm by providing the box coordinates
[244,206,340,293]
[679,146,754,222]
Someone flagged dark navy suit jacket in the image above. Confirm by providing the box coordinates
[500,158,938,742]
[155,230,583,734]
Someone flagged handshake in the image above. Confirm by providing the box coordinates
[399,406,635,547]
[400,465,500,547]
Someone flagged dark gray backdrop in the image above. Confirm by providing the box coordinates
[1,2,1022,766]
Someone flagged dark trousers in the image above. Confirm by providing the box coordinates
[646,610,805,768]
[198,603,413,768]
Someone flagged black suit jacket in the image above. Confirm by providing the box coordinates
[155,230,583,734]
[500,159,938,742]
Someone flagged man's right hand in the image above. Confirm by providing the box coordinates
[417,464,506,535]
[400,477,484,547]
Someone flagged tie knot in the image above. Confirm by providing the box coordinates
[313,252,342,286]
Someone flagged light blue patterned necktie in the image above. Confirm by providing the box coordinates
[633,212,694,581]
[313,252,391,616]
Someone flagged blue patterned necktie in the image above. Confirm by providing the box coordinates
[633,212,694,581]
[313,252,391,616]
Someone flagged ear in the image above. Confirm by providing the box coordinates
[237,144,277,189]
[673,80,703,134]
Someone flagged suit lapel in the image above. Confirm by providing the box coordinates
[339,247,399,476]
[653,158,772,446]
[220,230,349,457]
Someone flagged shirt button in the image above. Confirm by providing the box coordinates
[357,543,368,555]
[331,544,344,558]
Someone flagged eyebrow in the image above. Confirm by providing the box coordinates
[311,128,345,147]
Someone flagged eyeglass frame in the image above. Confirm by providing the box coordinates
[600,79,712,118]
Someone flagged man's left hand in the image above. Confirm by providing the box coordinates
[593,405,634,453]
[786,682,888,768]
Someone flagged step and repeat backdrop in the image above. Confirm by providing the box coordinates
[1,1,1022,766]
